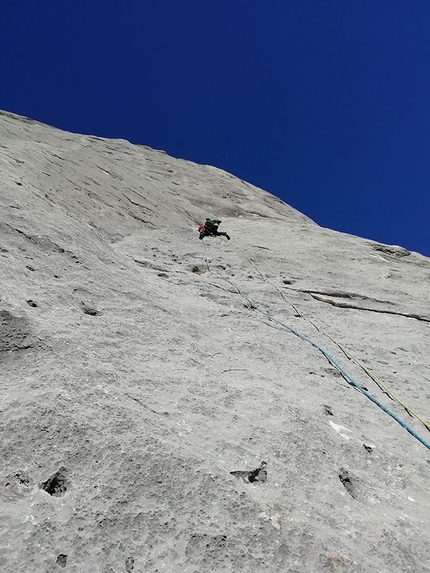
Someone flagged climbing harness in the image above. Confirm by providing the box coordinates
[201,241,430,452]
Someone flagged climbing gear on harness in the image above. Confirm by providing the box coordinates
[198,218,230,240]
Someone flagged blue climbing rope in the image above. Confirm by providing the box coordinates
[224,276,430,452]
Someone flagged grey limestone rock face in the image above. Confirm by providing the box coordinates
[1,110,430,572]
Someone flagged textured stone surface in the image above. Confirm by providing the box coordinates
[1,110,430,572]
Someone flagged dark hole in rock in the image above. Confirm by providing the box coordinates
[5,470,32,489]
[323,405,334,416]
[192,266,202,274]
[363,444,373,453]
[158,272,168,278]
[26,300,37,307]
[16,181,23,186]
[81,303,101,316]
[26,265,36,271]
[125,556,135,572]
[56,554,67,568]
[283,279,294,284]
[230,461,267,484]
[40,467,68,497]
[249,464,267,483]
[338,467,356,498]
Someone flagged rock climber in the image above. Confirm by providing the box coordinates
[198,218,230,240]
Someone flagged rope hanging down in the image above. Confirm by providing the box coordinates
[228,278,430,452]
[246,254,430,434]
[201,241,430,451]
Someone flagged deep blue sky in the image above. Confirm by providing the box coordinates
[1,1,430,256]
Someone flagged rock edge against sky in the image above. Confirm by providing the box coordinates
[1,110,429,572]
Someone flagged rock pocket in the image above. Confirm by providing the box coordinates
[40,467,69,497]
